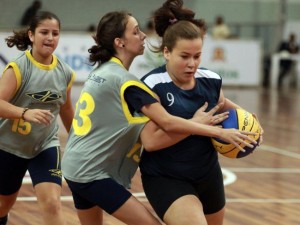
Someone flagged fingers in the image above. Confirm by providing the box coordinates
[207,102,224,116]
[240,131,259,145]
[197,102,208,112]
[24,109,54,125]
[212,111,229,125]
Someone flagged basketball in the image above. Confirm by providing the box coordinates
[211,108,261,158]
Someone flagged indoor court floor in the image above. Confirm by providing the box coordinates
[9,84,300,225]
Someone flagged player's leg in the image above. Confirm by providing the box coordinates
[205,208,225,225]
[0,150,28,224]
[29,147,66,225]
[66,177,161,225]
[76,206,103,225]
[34,183,65,225]
[142,174,207,225]
[200,165,226,225]
[163,194,207,225]
[112,195,161,225]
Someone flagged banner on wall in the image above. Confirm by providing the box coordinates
[201,38,261,86]
[0,32,261,86]
[0,32,94,82]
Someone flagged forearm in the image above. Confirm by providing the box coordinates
[220,98,243,112]
[59,105,74,133]
[0,100,24,119]
[141,120,190,151]
[143,102,224,136]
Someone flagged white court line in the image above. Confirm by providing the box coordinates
[19,144,299,203]
[259,144,300,159]
[17,196,300,204]
[225,168,300,173]
[226,199,300,203]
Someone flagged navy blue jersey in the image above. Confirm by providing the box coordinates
[140,65,222,182]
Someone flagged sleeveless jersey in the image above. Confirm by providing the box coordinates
[62,57,155,188]
[0,50,75,158]
[140,65,222,181]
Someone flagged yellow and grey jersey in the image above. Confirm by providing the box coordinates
[0,50,75,158]
[62,57,155,188]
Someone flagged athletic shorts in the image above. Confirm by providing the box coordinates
[0,147,63,195]
[65,178,132,214]
[141,166,225,220]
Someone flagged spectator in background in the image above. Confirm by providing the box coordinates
[212,15,231,39]
[277,32,299,88]
[20,0,42,26]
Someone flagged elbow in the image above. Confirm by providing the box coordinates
[158,119,176,133]
[142,142,157,152]
[140,135,159,152]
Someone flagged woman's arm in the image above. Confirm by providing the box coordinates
[218,88,264,145]
[59,88,74,132]
[0,67,53,124]
[141,101,257,152]
[141,102,228,151]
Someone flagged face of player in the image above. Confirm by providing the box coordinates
[164,38,203,89]
[28,18,60,64]
[122,16,146,58]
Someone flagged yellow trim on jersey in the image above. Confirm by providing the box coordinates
[120,80,156,124]
[67,71,76,91]
[4,62,22,96]
[25,50,58,70]
[110,57,125,68]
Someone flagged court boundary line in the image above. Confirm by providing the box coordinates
[16,196,300,204]
[19,144,300,204]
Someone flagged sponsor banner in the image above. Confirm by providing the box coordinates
[1,32,261,86]
[201,38,261,86]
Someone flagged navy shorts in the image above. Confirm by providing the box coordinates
[0,147,63,195]
[65,178,132,214]
[141,165,225,220]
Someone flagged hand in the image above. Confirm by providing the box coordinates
[191,102,229,126]
[252,113,264,145]
[218,128,258,152]
[23,109,54,125]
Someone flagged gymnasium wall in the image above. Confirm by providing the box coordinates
[1,0,300,53]
[1,0,300,54]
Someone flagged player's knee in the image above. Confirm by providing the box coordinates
[39,196,62,215]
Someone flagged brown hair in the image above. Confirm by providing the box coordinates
[5,11,60,51]
[153,0,207,52]
[88,11,131,66]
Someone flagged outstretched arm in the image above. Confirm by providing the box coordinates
[141,102,228,151]
[141,101,257,152]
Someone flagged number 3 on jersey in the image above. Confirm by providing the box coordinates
[73,92,95,136]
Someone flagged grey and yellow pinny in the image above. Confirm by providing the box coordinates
[0,50,75,158]
[62,57,155,188]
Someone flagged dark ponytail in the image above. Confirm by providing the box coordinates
[153,0,207,52]
[88,11,130,66]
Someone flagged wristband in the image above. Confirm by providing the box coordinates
[21,108,29,120]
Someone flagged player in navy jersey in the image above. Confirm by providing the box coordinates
[61,10,257,225]
[0,11,75,225]
[139,1,264,225]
